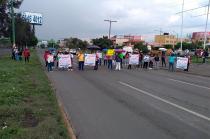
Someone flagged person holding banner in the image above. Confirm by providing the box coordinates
[168,54,176,72]
[94,53,99,70]
[107,55,113,70]
[77,51,84,71]
[143,54,150,69]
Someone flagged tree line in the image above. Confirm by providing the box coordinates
[0,0,38,48]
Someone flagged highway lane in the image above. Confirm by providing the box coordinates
[37,49,210,139]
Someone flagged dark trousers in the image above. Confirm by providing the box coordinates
[94,61,99,70]
[143,62,148,69]
[79,61,84,70]
[162,57,166,67]
[47,62,52,72]
[104,59,108,66]
[45,61,48,67]
[128,64,132,69]
[24,56,29,63]
[169,63,174,72]
[108,60,113,69]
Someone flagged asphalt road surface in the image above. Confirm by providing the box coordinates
[38,49,210,139]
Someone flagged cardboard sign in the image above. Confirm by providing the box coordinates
[129,54,139,65]
[84,54,96,66]
[58,54,72,68]
[176,57,188,70]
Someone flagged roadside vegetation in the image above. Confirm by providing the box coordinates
[0,50,70,139]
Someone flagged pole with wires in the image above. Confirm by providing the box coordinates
[180,0,185,51]
[204,0,210,50]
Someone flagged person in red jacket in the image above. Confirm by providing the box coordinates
[44,50,50,67]
[23,48,30,63]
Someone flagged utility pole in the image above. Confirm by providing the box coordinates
[204,0,210,50]
[10,0,16,47]
[104,19,117,39]
[180,0,185,51]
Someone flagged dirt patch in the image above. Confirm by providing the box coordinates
[21,111,39,128]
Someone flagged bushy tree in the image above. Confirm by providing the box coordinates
[134,42,149,53]
[66,38,88,50]
[92,36,113,49]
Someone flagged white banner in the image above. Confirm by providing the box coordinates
[85,54,96,66]
[176,57,188,70]
[129,54,139,65]
[58,54,72,68]
[22,12,43,25]
[97,53,102,59]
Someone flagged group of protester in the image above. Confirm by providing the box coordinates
[12,47,31,63]
[44,48,192,73]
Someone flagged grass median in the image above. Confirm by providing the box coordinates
[0,50,70,139]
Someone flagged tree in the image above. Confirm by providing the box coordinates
[134,42,149,53]
[175,42,196,50]
[65,38,88,50]
[164,44,173,49]
[92,36,113,49]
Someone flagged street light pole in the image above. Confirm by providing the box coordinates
[10,0,16,47]
[180,0,185,51]
[204,0,210,50]
[104,19,117,39]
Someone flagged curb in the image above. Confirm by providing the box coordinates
[36,49,77,139]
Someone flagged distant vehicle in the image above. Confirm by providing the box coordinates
[70,49,77,55]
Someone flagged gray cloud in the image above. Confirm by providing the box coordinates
[19,0,208,41]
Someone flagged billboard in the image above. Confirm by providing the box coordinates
[22,12,43,25]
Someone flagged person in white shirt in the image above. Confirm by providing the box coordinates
[143,54,150,69]
[47,53,54,72]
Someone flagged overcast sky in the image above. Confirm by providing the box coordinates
[19,0,209,41]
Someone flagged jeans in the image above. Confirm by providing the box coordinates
[47,62,52,72]
[169,62,174,72]
[104,59,108,66]
[162,57,166,67]
[143,62,148,69]
[108,60,113,70]
[154,61,159,69]
[79,61,84,70]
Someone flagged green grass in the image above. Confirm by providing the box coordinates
[0,50,70,139]
[191,56,210,64]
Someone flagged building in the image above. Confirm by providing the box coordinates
[192,32,210,43]
[111,35,144,46]
[155,33,177,47]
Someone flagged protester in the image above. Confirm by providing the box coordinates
[161,51,166,67]
[77,51,84,71]
[23,48,30,63]
[154,54,160,70]
[47,52,54,72]
[94,53,99,70]
[143,54,150,69]
[103,54,108,66]
[149,54,154,69]
[138,52,143,68]
[115,53,122,71]
[184,54,191,72]
[14,47,19,61]
[18,49,23,61]
[125,52,129,66]
[107,55,113,70]
[44,50,50,67]
[127,53,132,70]
[168,53,176,72]
[202,49,209,64]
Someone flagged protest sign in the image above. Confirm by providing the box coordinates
[97,53,102,59]
[85,54,96,66]
[129,54,139,65]
[58,54,72,68]
[176,57,188,70]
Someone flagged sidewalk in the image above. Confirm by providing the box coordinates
[187,63,210,77]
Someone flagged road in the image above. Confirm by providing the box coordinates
[37,49,210,139]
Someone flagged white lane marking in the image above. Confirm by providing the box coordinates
[168,78,210,90]
[119,81,210,122]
